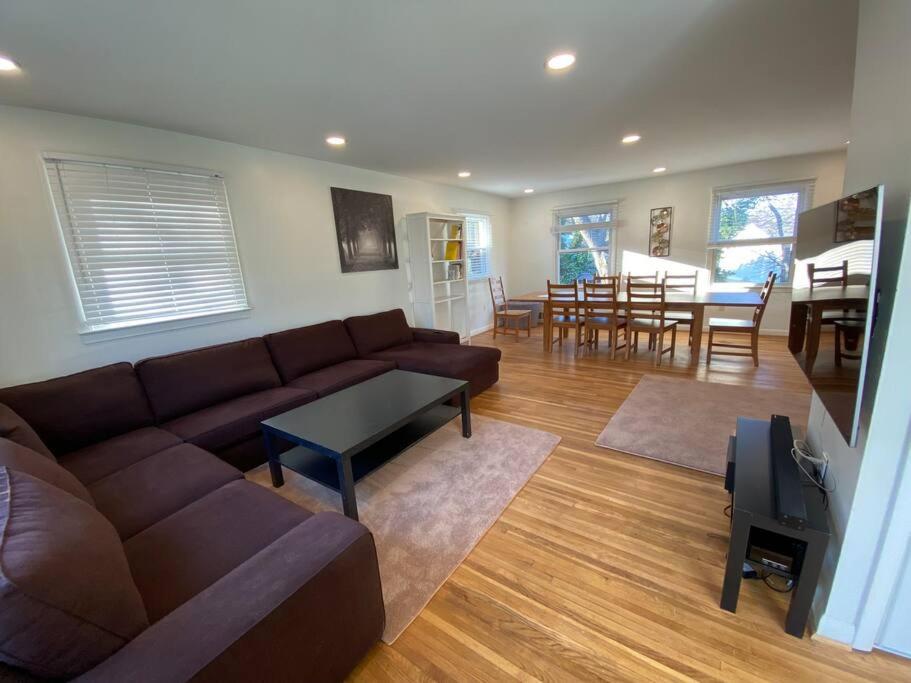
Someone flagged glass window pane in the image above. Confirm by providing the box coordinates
[558,249,610,284]
[718,192,799,241]
[559,212,611,227]
[558,228,609,250]
[713,244,792,284]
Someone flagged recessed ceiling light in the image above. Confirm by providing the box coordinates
[653,167,667,173]
[546,53,576,71]
[325,135,346,146]
[457,171,471,178]
[0,55,20,72]
[845,140,851,145]
[622,134,641,144]
[523,188,535,194]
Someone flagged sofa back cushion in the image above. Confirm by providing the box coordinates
[0,364,154,456]
[264,321,358,382]
[0,404,53,459]
[344,309,413,356]
[0,468,148,678]
[0,438,93,505]
[136,338,282,422]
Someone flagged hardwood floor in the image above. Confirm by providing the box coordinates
[350,328,910,682]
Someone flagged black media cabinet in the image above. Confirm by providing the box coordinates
[720,417,831,638]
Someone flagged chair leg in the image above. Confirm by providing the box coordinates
[707,329,714,364]
[625,329,632,360]
[633,331,639,352]
[655,330,664,367]
[834,326,842,367]
[671,326,677,359]
[610,326,617,360]
[492,315,498,339]
[752,332,759,367]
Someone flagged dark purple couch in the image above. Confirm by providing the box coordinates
[0,309,500,681]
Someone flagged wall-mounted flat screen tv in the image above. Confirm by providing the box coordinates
[790,186,884,446]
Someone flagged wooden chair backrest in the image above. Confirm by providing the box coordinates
[808,260,848,291]
[753,271,777,326]
[626,281,666,323]
[664,271,698,295]
[626,271,659,286]
[547,280,579,316]
[592,275,615,284]
[488,276,507,312]
[583,279,620,318]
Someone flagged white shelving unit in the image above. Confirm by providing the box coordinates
[406,212,470,342]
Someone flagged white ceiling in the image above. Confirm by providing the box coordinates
[0,0,858,196]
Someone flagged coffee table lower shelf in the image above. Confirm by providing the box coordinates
[277,404,461,492]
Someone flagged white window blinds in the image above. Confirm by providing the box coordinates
[463,213,492,279]
[45,156,249,333]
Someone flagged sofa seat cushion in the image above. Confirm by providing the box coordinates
[344,309,414,356]
[286,359,395,396]
[366,342,502,396]
[136,338,283,423]
[265,320,359,383]
[59,427,183,486]
[162,387,317,453]
[0,438,93,505]
[124,480,311,622]
[0,468,148,679]
[0,363,154,456]
[89,444,243,541]
[0,404,54,458]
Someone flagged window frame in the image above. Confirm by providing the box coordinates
[43,153,250,341]
[460,211,493,281]
[707,179,815,287]
[552,202,617,284]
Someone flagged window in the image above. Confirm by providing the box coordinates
[708,180,814,285]
[45,156,249,334]
[463,213,492,280]
[553,202,616,283]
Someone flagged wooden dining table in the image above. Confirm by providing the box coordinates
[511,289,765,364]
[788,285,870,374]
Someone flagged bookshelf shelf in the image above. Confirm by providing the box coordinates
[406,212,470,344]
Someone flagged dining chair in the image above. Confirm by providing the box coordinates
[582,278,627,359]
[547,280,585,354]
[625,271,659,288]
[706,271,776,367]
[807,260,866,326]
[625,280,677,366]
[488,276,531,341]
[663,271,698,344]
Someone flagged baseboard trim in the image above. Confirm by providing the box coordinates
[470,323,494,336]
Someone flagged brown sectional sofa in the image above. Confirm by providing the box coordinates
[0,309,500,681]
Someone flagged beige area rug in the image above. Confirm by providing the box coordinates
[595,375,810,476]
[247,415,560,643]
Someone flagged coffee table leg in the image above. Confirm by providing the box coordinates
[263,429,284,488]
[460,388,472,438]
[336,456,359,521]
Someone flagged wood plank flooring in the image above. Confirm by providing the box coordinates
[349,329,910,682]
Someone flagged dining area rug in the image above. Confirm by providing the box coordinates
[248,414,560,643]
[595,375,811,476]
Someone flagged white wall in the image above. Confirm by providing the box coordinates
[810,0,911,654]
[0,105,509,386]
[508,151,846,332]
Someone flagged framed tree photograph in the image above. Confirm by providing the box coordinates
[649,206,673,257]
[330,187,399,272]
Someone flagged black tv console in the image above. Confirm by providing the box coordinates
[720,417,830,638]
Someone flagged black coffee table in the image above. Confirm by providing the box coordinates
[260,370,470,520]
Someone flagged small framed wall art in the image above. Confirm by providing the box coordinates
[649,206,673,257]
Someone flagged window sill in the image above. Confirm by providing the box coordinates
[79,307,252,344]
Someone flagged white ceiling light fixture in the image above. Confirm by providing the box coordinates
[653,167,667,173]
[325,135,346,146]
[545,52,576,71]
[845,140,851,145]
[621,134,641,144]
[457,170,471,178]
[523,188,534,194]
[0,54,21,72]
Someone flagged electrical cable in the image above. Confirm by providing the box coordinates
[790,439,837,493]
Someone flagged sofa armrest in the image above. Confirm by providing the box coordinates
[77,512,384,683]
[411,327,460,345]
